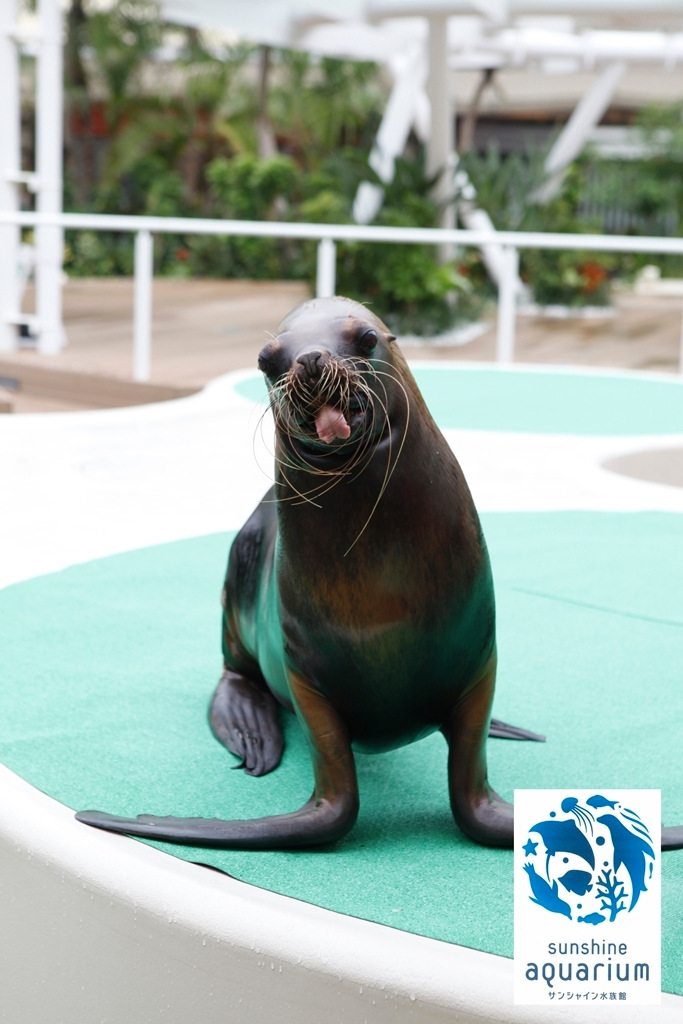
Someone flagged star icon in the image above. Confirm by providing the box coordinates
[523,839,538,857]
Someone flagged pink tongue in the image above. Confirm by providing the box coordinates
[315,405,350,444]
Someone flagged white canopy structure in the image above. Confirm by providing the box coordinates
[3,0,683,352]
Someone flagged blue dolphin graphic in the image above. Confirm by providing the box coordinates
[523,862,572,919]
[531,818,595,874]
[597,813,654,911]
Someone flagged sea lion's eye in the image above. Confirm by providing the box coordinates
[358,329,378,353]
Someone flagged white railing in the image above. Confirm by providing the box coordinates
[3,210,683,378]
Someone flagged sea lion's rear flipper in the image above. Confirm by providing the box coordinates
[209,669,283,776]
[76,671,359,850]
[488,718,546,742]
[661,827,683,851]
[442,654,514,848]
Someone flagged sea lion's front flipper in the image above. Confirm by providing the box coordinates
[661,827,683,851]
[488,718,546,742]
[76,672,359,850]
[442,653,514,848]
[209,668,283,776]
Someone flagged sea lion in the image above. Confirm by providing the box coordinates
[76,297,683,852]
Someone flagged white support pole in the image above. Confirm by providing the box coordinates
[35,0,64,354]
[426,14,451,206]
[426,12,455,255]
[0,0,21,351]
[496,246,519,364]
[316,238,336,299]
[133,230,153,382]
[534,62,626,205]
[679,300,683,376]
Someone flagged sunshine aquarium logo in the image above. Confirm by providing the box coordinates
[514,790,661,1006]
[522,793,655,927]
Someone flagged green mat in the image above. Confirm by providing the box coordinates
[236,367,683,435]
[1,512,682,992]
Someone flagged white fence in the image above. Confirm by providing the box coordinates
[3,210,683,379]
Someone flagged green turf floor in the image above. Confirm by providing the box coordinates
[236,366,683,435]
[1,512,682,991]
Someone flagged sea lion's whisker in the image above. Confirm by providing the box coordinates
[342,369,410,557]
[252,393,296,491]
[277,465,324,507]
[262,357,389,508]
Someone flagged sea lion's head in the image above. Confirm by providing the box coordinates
[257,296,402,466]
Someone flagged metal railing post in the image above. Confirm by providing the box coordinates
[496,246,519,364]
[316,238,336,298]
[0,0,21,352]
[133,229,153,382]
[35,0,65,355]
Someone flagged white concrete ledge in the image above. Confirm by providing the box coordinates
[3,764,682,1023]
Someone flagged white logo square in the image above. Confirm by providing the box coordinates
[514,789,661,1006]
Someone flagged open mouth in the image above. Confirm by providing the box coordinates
[314,404,351,444]
[312,392,369,443]
[288,393,368,453]
[269,358,379,463]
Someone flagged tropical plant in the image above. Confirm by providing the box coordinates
[60,3,474,334]
[459,144,616,307]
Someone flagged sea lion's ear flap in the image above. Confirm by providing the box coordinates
[387,333,396,343]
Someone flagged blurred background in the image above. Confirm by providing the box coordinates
[3,0,683,411]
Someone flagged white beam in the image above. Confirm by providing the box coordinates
[534,61,626,204]
[35,0,65,354]
[454,159,524,294]
[0,0,21,352]
[352,43,427,225]
[426,13,454,224]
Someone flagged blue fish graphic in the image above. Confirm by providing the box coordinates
[523,862,572,919]
[531,818,595,874]
[559,869,593,896]
[586,794,618,810]
[597,813,654,911]
[578,912,605,926]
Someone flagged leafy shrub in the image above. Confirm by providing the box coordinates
[193,151,475,334]
[64,230,133,276]
[59,6,478,334]
[460,145,615,307]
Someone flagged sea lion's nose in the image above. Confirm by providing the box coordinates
[296,349,327,380]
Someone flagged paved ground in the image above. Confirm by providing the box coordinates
[3,279,310,413]
[1,278,682,413]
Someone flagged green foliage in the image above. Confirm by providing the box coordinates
[461,104,683,306]
[206,153,299,218]
[459,145,547,231]
[87,0,162,112]
[61,3,683,324]
[62,1,471,336]
[335,156,479,333]
[459,144,615,307]
[64,230,133,276]
[522,251,614,307]
[268,52,383,167]
[184,151,474,334]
